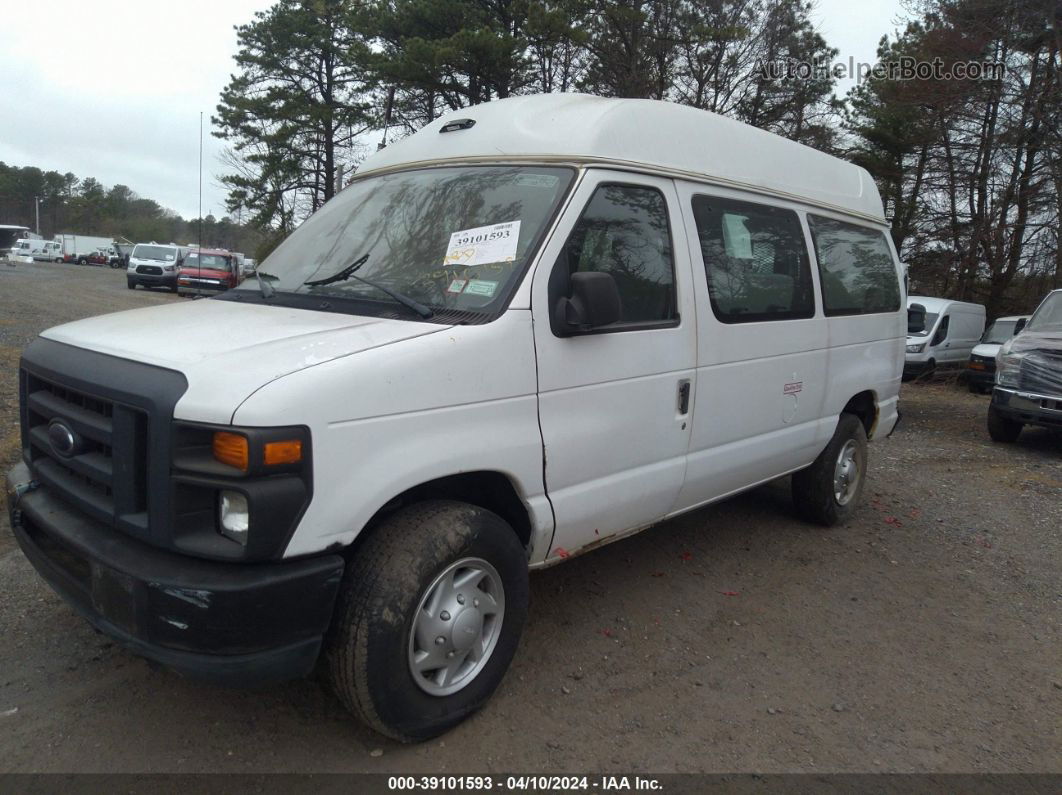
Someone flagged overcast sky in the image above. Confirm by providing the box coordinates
[0,0,906,222]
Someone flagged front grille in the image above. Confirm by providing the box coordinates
[136,265,163,275]
[23,372,149,531]
[1019,351,1062,396]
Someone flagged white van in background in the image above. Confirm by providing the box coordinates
[965,315,1029,393]
[8,94,906,741]
[904,296,986,379]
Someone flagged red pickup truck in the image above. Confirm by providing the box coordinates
[176,249,241,296]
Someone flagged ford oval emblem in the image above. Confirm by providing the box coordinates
[47,420,79,458]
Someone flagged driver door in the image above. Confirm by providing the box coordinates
[531,171,697,561]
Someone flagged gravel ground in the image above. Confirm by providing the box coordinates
[0,261,1059,773]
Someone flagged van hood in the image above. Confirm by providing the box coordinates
[971,342,1001,358]
[40,298,449,424]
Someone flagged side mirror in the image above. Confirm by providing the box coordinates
[1014,318,1027,335]
[553,271,622,336]
[907,303,926,334]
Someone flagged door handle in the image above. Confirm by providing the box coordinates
[677,380,691,415]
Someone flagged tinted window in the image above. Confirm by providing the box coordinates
[932,315,949,345]
[808,216,900,315]
[561,184,676,324]
[691,196,814,323]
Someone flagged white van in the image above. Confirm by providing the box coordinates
[965,315,1029,393]
[126,242,189,291]
[6,94,905,741]
[9,238,59,263]
[904,296,986,379]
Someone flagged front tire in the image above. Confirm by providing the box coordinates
[792,413,868,526]
[987,405,1022,442]
[126,278,136,290]
[327,500,529,742]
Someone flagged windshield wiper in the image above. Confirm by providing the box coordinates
[302,254,433,319]
[256,270,279,299]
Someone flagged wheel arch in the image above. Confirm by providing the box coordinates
[344,471,535,562]
[841,390,879,438]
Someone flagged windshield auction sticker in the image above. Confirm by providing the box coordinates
[444,221,521,266]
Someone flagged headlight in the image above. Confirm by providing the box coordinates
[996,350,1025,387]
[219,490,249,544]
[163,264,175,271]
[906,343,926,353]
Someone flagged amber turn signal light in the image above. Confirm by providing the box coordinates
[213,431,249,471]
[264,439,302,466]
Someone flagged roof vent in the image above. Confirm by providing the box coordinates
[440,118,476,133]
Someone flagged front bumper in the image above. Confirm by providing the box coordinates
[5,460,344,686]
[903,359,933,380]
[177,281,230,296]
[965,363,996,388]
[129,270,178,288]
[991,387,1062,429]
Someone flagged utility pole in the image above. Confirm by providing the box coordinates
[34,196,40,235]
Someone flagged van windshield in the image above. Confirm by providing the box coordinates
[185,253,232,271]
[239,165,575,318]
[1026,292,1062,333]
[910,311,939,337]
[981,319,1020,344]
[133,245,177,261]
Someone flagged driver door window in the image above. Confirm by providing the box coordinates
[559,184,677,327]
[932,315,949,346]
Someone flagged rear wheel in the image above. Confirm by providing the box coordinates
[77,257,87,266]
[987,405,1022,442]
[327,500,528,742]
[792,413,868,526]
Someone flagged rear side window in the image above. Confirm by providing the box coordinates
[562,184,676,325]
[691,195,814,323]
[807,215,900,316]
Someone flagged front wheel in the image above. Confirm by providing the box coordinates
[792,413,868,526]
[987,405,1022,442]
[327,500,529,742]
[126,279,136,290]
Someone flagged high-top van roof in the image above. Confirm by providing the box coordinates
[356,93,885,222]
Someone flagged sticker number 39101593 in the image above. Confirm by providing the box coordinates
[444,221,521,266]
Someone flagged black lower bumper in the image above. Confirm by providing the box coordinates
[965,366,995,390]
[130,272,177,289]
[5,461,344,686]
[902,360,933,380]
[991,388,1062,429]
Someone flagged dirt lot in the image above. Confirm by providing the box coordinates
[0,261,1059,773]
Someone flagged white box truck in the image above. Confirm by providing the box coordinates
[56,234,117,265]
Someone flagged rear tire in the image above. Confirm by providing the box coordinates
[792,413,868,526]
[987,405,1022,442]
[327,500,529,742]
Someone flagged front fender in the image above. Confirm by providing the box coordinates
[231,311,552,559]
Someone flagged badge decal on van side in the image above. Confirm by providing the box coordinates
[783,381,803,395]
